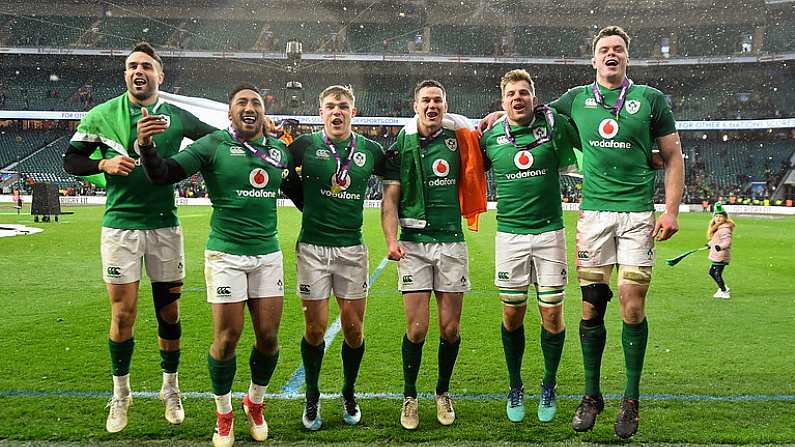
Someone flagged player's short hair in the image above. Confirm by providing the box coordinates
[500,69,535,97]
[592,26,631,54]
[413,79,446,101]
[228,82,262,104]
[128,42,163,70]
[319,85,355,105]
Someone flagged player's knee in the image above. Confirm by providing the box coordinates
[502,306,525,331]
[112,307,137,330]
[440,321,460,343]
[577,266,612,285]
[255,333,279,354]
[215,327,242,356]
[304,324,326,346]
[580,283,613,323]
[342,325,364,348]
[406,322,428,344]
[617,265,652,287]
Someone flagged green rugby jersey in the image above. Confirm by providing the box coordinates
[289,131,385,247]
[384,128,464,243]
[70,98,215,229]
[171,130,290,256]
[551,82,677,212]
[480,108,578,235]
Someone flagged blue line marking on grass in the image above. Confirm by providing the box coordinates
[281,256,391,397]
[2,389,795,402]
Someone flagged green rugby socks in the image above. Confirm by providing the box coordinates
[622,318,648,400]
[501,324,525,389]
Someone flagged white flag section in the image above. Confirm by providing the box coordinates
[159,91,230,149]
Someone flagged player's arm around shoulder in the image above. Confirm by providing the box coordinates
[554,112,580,174]
[172,105,218,140]
[276,137,303,210]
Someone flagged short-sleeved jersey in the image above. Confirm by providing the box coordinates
[551,83,677,212]
[70,99,215,229]
[289,131,385,247]
[481,109,579,234]
[171,129,290,256]
[384,128,463,243]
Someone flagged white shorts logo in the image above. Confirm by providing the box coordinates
[514,150,534,170]
[268,148,282,163]
[330,173,351,191]
[598,118,619,139]
[353,151,367,167]
[250,168,269,188]
[432,159,450,177]
[626,100,641,114]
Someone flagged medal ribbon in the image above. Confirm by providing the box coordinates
[227,125,285,169]
[322,129,357,184]
[502,105,555,151]
[591,77,633,118]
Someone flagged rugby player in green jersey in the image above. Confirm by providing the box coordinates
[287,85,385,430]
[140,83,300,447]
[551,26,684,438]
[480,69,579,424]
[382,80,467,430]
[63,42,216,433]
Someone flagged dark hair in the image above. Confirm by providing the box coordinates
[228,82,261,103]
[128,42,163,69]
[413,79,446,101]
[592,26,631,54]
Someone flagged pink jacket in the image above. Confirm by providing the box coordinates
[708,223,733,263]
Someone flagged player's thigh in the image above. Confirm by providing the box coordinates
[204,250,249,304]
[616,211,656,267]
[532,228,568,307]
[101,227,144,284]
[332,244,369,300]
[494,231,534,290]
[432,242,470,293]
[143,226,185,283]
[296,242,333,300]
[248,250,285,299]
[575,210,618,269]
[398,241,434,293]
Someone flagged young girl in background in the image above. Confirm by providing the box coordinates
[707,202,736,299]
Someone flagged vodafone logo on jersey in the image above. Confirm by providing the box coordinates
[432,159,450,177]
[249,168,269,188]
[598,118,619,139]
[514,150,534,170]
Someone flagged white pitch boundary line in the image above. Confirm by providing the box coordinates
[2,389,795,402]
[281,256,391,396]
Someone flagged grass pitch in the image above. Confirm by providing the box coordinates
[0,204,794,445]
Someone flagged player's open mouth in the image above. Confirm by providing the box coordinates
[331,117,343,125]
[426,111,439,119]
[512,103,526,111]
[133,78,147,86]
[605,59,619,67]
[241,115,257,124]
